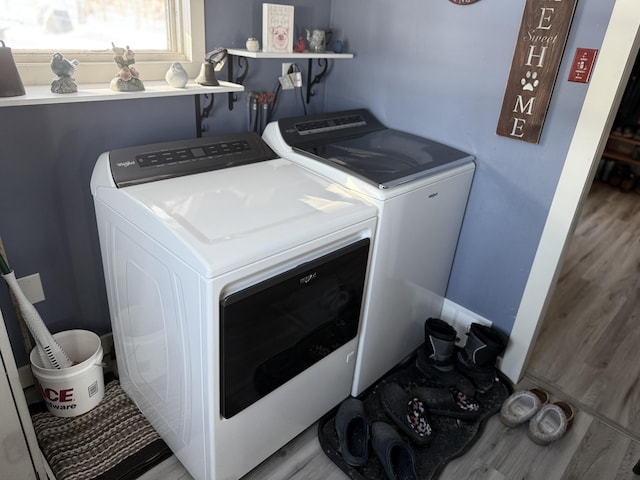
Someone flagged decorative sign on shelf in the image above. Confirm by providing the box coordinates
[262,3,294,54]
[496,0,578,144]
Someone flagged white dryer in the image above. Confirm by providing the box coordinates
[90,132,376,480]
[263,109,476,396]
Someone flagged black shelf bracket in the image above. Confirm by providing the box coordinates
[194,93,215,137]
[306,58,329,104]
[227,55,250,110]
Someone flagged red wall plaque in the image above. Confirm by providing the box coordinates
[568,48,598,83]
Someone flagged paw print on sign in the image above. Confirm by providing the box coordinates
[521,71,539,92]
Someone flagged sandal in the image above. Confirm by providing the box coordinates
[380,382,433,446]
[528,400,575,445]
[413,385,481,421]
[499,387,550,427]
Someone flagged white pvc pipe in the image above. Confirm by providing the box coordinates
[2,271,73,369]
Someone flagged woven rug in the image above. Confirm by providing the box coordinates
[31,379,171,480]
[318,353,513,480]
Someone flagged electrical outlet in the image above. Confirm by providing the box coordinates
[282,62,293,76]
[16,273,45,304]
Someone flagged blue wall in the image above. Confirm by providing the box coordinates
[0,1,333,367]
[325,0,615,331]
[201,0,333,133]
[0,0,617,367]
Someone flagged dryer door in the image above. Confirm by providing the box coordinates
[219,238,370,418]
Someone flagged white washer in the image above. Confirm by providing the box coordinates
[90,132,376,480]
[263,109,476,396]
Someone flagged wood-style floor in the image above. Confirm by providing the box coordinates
[139,181,640,480]
[525,181,640,437]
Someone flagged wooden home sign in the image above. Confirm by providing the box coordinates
[496,0,578,144]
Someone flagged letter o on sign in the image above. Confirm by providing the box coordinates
[449,0,480,4]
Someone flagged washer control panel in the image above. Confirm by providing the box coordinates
[278,108,385,148]
[109,132,277,187]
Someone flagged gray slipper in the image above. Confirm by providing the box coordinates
[528,401,575,445]
[371,422,418,480]
[499,387,549,427]
[335,397,369,466]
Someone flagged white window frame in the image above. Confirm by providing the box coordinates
[13,0,205,86]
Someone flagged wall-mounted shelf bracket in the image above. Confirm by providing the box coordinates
[227,56,250,111]
[306,58,329,104]
[195,93,216,137]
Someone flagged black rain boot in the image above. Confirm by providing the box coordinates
[416,318,475,396]
[456,323,508,393]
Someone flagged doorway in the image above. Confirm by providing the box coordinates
[501,0,640,384]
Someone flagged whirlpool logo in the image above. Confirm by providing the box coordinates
[299,272,317,285]
[116,160,136,168]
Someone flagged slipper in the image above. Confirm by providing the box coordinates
[528,400,575,446]
[335,397,369,466]
[380,382,433,446]
[371,422,418,480]
[413,386,481,421]
[499,387,550,427]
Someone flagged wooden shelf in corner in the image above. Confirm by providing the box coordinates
[603,133,640,167]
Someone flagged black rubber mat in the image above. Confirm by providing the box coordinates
[318,354,513,479]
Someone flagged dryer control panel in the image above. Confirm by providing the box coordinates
[108,132,277,187]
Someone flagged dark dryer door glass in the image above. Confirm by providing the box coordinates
[220,238,370,419]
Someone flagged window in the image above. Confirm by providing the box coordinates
[0,0,204,85]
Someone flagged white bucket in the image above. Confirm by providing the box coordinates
[30,329,105,417]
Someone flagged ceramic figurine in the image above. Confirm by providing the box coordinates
[110,42,144,92]
[165,62,189,88]
[293,36,306,53]
[246,37,260,52]
[50,52,79,93]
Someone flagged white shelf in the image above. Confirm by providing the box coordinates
[0,80,244,108]
[226,48,354,60]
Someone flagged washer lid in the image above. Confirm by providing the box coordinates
[277,109,475,189]
[95,157,376,277]
[295,129,474,189]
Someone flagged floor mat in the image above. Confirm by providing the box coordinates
[318,356,513,480]
[31,379,171,480]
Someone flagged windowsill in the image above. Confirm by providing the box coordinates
[0,81,244,108]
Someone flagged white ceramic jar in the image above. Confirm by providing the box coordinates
[246,37,260,52]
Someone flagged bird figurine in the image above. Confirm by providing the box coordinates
[165,62,189,88]
[50,52,79,78]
